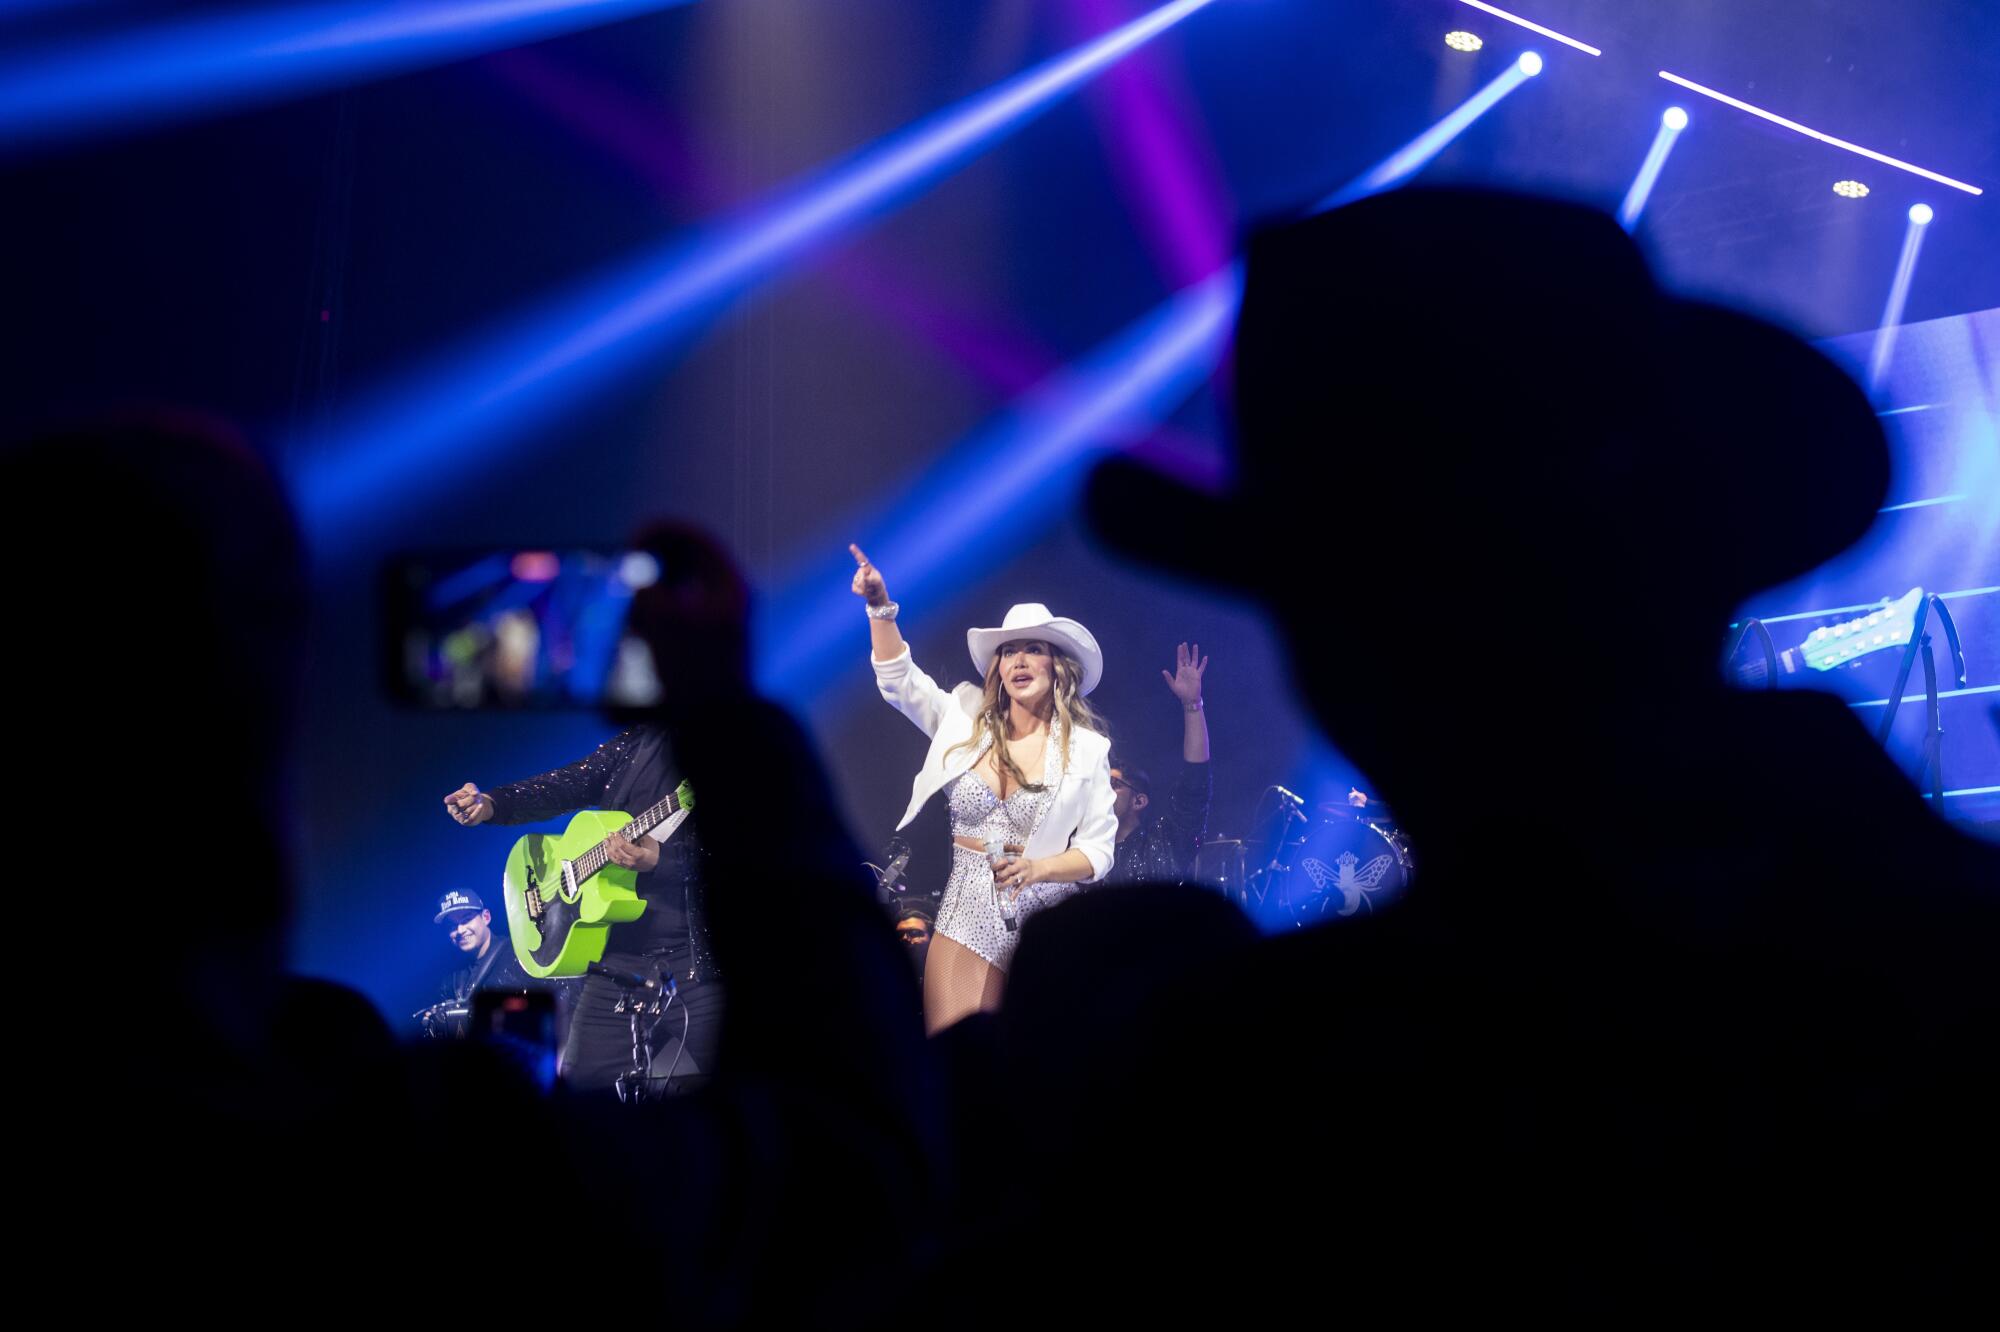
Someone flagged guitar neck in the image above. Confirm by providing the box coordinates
[623,791,687,841]
[574,789,693,886]
[1732,645,1807,689]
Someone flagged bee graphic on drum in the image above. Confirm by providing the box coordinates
[1284,792,1414,923]
[1300,847,1396,916]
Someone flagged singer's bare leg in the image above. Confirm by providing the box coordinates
[923,934,1005,1034]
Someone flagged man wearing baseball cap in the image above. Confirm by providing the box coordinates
[432,888,534,1034]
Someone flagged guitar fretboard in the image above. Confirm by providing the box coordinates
[572,788,691,885]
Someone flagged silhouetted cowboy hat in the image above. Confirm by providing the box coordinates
[1087,187,1887,612]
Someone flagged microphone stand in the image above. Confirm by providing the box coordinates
[1873,594,1967,810]
[1726,618,1781,689]
[1249,788,1309,916]
[592,962,676,1104]
[865,838,914,911]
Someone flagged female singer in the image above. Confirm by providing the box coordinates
[851,544,1117,1033]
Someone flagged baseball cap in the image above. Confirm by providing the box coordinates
[434,888,487,923]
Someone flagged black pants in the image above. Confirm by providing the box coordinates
[557,947,724,1095]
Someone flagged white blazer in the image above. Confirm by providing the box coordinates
[873,646,1117,882]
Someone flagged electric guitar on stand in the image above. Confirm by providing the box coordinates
[501,780,695,978]
[1732,587,1925,687]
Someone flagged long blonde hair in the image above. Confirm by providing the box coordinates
[946,648,1108,792]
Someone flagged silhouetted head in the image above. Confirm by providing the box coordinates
[1003,885,1256,1078]
[2,410,306,1043]
[1090,188,1887,782]
[4,411,304,831]
[619,520,753,714]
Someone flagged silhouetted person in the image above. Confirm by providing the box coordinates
[4,414,423,1298]
[7,429,943,1325]
[570,522,944,1325]
[1066,188,2000,1315]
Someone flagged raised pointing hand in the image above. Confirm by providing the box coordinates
[849,543,888,607]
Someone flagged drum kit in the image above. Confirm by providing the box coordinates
[1194,786,1414,927]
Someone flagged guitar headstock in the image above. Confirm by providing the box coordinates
[1801,586,1924,672]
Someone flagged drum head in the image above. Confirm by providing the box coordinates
[1192,838,1248,897]
[1290,819,1411,920]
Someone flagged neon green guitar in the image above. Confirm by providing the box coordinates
[501,780,695,978]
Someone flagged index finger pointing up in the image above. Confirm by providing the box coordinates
[849,543,871,568]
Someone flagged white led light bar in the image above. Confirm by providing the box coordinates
[1658,71,1984,196]
[1452,1,1601,56]
[1740,585,1998,627]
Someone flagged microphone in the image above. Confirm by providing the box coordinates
[1273,785,1306,807]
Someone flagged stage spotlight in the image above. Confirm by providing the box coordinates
[618,552,661,589]
[1318,52,1544,210]
[1618,104,1689,230]
[1833,180,1870,199]
[1445,31,1484,52]
[1867,206,1935,394]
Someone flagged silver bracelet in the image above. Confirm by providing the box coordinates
[866,600,900,621]
[1184,697,1203,712]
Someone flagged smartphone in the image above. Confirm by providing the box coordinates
[469,989,561,1092]
[384,548,663,708]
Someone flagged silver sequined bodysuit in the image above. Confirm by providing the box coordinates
[936,771,1076,970]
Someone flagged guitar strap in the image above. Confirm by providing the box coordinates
[460,942,504,1000]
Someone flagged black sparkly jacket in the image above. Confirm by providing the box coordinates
[1105,760,1212,886]
[486,726,717,981]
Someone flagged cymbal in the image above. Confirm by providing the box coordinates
[1319,801,1395,821]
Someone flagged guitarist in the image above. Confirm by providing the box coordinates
[443,524,770,1093]
[445,729,719,1093]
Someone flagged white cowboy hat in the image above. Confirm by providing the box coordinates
[966,603,1103,696]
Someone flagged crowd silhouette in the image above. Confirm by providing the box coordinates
[14,188,1994,1320]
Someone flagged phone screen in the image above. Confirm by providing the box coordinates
[384,549,663,708]
[469,989,561,1092]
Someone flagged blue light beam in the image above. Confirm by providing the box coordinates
[758,43,1553,697]
[755,265,1244,704]
[291,0,1221,545]
[1317,52,1541,211]
[758,50,1556,697]
[1867,206,1933,395]
[0,0,697,151]
[1617,107,1688,230]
